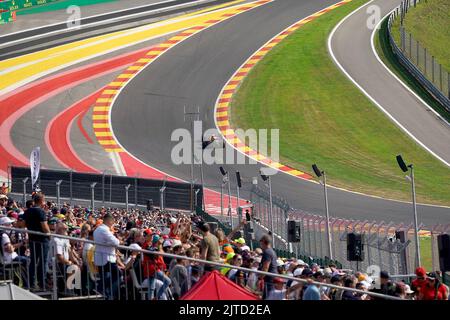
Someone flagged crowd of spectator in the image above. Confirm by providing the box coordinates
[0,190,449,300]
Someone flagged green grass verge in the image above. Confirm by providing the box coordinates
[375,18,450,122]
[391,0,450,72]
[230,0,450,205]
[420,237,432,271]
[17,0,117,15]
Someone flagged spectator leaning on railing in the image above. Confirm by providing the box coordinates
[23,192,51,291]
[93,212,120,299]
[1,190,448,301]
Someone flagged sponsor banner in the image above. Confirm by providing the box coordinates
[30,147,40,190]
[1,0,60,12]
[0,9,14,24]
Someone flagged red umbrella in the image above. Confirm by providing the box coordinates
[181,270,260,300]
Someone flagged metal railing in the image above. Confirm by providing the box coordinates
[0,225,406,300]
[248,185,450,275]
[388,0,450,112]
[9,166,203,212]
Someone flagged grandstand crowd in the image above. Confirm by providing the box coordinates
[0,189,449,300]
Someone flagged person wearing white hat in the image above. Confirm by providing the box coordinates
[1,215,29,287]
[0,195,8,216]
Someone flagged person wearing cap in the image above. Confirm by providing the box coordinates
[53,221,81,292]
[233,237,245,248]
[220,252,236,276]
[227,254,245,286]
[266,277,287,300]
[93,212,121,299]
[1,216,29,287]
[168,217,178,238]
[142,233,171,300]
[411,266,427,297]
[418,272,448,300]
[329,275,344,300]
[393,282,413,300]
[369,270,396,299]
[247,256,262,293]
[168,242,184,274]
[24,192,51,291]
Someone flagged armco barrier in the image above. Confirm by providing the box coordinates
[10,166,203,211]
[387,0,450,112]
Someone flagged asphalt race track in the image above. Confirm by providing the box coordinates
[329,0,450,166]
[111,0,450,226]
[0,0,233,60]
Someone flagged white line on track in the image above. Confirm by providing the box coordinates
[211,0,450,209]
[0,0,215,47]
[0,2,251,97]
[106,0,275,181]
[370,7,450,128]
[327,0,450,168]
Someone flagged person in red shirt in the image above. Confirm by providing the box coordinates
[142,234,171,300]
[418,272,448,300]
[411,267,427,298]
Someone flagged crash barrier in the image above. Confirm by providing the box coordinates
[9,166,203,212]
[0,225,405,300]
[388,0,450,112]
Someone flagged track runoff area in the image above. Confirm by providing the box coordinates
[0,0,449,311]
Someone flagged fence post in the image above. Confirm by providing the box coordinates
[367,222,376,267]
[307,216,313,257]
[432,56,435,83]
[69,169,73,203]
[56,180,62,208]
[51,242,58,300]
[416,39,419,66]
[448,72,450,99]
[220,182,224,217]
[424,47,427,76]
[409,32,412,59]
[439,63,443,91]
[90,182,97,211]
[125,184,131,211]
[102,171,105,205]
[109,174,112,204]
[22,177,28,205]
[160,186,166,211]
[376,222,385,271]
[134,176,138,209]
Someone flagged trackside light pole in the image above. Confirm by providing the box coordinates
[125,184,131,211]
[312,164,333,260]
[396,155,421,268]
[260,169,275,248]
[220,166,233,229]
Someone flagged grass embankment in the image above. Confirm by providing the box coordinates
[375,18,450,122]
[17,0,116,15]
[391,0,450,72]
[230,0,450,205]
